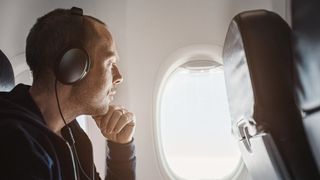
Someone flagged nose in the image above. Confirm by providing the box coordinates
[112,65,123,85]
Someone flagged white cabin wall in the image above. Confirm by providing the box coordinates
[105,1,287,180]
[0,1,288,180]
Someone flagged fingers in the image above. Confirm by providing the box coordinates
[118,122,135,142]
[106,110,124,133]
[99,105,121,132]
[92,105,136,144]
[113,112,135,134]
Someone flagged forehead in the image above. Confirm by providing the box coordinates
[86,18,118,60]
[96,39,119,62]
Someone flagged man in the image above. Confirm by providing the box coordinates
[0,7,136,180]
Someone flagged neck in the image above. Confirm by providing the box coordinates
[29,84,78,134]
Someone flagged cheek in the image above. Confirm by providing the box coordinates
[87,65,112,92]
[96,70,112,92]
[102,69,113,86]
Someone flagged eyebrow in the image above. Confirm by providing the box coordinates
[105,51,119,63]
[97,40,119,62]
[105,51,115,58]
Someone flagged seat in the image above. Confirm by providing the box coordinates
[0,50,15,91]
[222,10,319,179]
[292,0,320,172]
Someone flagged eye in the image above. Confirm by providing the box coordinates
[105,61,113,68]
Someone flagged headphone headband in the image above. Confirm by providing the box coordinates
[55,7,90,85]
[70,7,83,16]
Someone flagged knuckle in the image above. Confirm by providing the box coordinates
[127,117,136,126]
[124,117,131,125]
[128,112,136,121]
[131,120,136,126]
[114,110,122,116]
[125,112,133,118]
[109,105,116,110]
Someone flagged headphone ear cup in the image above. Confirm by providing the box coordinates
[56,48,90,84]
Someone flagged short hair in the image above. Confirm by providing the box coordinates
[26,8,105,82]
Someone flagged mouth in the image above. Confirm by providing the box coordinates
[107,89,117,101]
[109,90,116,96]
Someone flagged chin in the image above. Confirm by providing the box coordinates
[93,103,110,115]
[87,97,110,115]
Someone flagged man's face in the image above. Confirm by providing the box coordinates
[71,22,123,115]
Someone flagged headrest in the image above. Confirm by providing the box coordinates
[292,1,320,113]
[0,50,15,92]
[223,10,299,132]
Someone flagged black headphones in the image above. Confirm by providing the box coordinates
[55,7,91,85]
[54,7,95,180]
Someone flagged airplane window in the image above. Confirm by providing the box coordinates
[159,60,241,179]
[11,53,33,85]
[15,70,32,85]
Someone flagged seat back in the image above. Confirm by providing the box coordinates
[223,10,319,179]
[0,50,15,92]
[292,0,320,171]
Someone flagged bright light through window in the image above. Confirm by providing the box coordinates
[160,62,241,179]
[77,115,88,133]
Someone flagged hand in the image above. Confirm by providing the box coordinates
[93,105,136,144]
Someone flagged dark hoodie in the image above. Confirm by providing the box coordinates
[0,84,136,180]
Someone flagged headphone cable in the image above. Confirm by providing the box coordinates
[54,79,94,180]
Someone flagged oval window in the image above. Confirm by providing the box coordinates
[11,53,33,85]
[158,60,241,179]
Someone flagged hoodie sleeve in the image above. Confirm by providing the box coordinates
[0,122,57,180]
[103,139,136,180]
[66,120,136,180]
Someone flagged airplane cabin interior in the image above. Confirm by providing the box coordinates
[0,0,320,180]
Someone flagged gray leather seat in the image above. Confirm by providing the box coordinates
[0,50,15,91]
[223,10,319,180]
[292,0,320,173]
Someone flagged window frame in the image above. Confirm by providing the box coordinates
[11,52,33,85]
[153,44,244,180]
